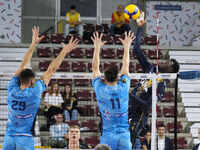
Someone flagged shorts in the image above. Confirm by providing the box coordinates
[3,134,34,150]
[100,129,132,150]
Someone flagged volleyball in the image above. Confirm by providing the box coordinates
[124,4,140,20]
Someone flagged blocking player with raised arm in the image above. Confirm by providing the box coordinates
[3,26,78,150]
[92,31,135,150]
[129,12,180,147]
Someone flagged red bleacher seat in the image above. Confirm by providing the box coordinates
[74,79,90,86]
[102,34,113,44]
[120,62,135,73]
[76,90,92,101]
[103,62,119,70]
[130,79,138,87]
[149,106,162,117]
[39,61,51,71]
[114,35,124,45]
[58,61,70,71]
[172,137,187,149]
[37,47,52,57]
[177,137,187,149]
[161,91,174,102]
[145,35,157,45]
[51,34,66,44]
[96,106,100,116]
[114,34,134,45]
[53,47,62,57]
[132,49,147,59]
[49,79,56,85]
[81,120,98,132]
[83,24,94,32]
[69,48,84,58]
[102,24,110,34]
[85,48,94,58]
[72,62,86,72]
[101,48,116,58]
[163,106,177,117]
[79,105,94,116]
[136,63,144,73]
[88,63,103,72]
[95,24,103,33]
[148,49,163,59]
[84,136,99,148]
[65,120,80,126]
[57,79,73,86]
[117,49,132,59]
[39,34,51,43]
[167,122,183,133]
[66,34,82,44]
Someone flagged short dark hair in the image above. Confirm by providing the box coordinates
[95,144,111,150]
[157,123,166,129]
[19,69,35,85]
[104,66,119,82]
[171,59,179,73]
[70,5,76,10]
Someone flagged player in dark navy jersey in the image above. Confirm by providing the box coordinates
[3,26,78,150]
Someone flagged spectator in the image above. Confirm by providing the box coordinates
[65,5,83,36]
[95,144,111,150]
[193,128,200,150]
[65,125,92,149]
[49,113,69,148]
[157,124,173,150]
[62,85,78,122]
[110,4,130,36]
[44,83,63,127]
[142,130,151,150]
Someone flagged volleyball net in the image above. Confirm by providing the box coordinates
[0,72,178,149]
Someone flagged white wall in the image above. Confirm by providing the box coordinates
[146,1,200,46]
[0,0,21,43]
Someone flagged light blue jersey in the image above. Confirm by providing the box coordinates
[6,76,45,136]
[92,75,130,132]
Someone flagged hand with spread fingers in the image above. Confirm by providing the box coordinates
[119,31,135,49]
[61,37,79,53]
[91,32,107,49]
[31,26,44,45]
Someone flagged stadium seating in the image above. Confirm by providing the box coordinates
[83,24,95,32]
[51,34,66,44]
[136,63,144,73]
[161,91,174,102]
[37,47,52,57]
[74,79,90,86]
[72,62,86,72]
[167,122,183,133]
[81,120,98,132]
[58,61,70,71]
[148,49,163,59]
[57,79,73,86]
[163,106,177,117]
[84,136,99,148]
[39,61,51,71]
[39,34,51,43]
[85,48,94,58]
[69,48,84,58]
[95,24,103,33]
[102,34,113,45]
[144,35,157,45]
[66,34,82,44]
[53,47,62,57]
[101,48,116,59]
[76,90,92,101]
[102,24,110,34]
[79,105,95,116]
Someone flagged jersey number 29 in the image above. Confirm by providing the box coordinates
[110,98,121,109]
[12,100,26,111]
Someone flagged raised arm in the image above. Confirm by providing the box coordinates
[91,32,106,79]
[15,26,44,76]
[119,31,135,75]
[41,37,78,86]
